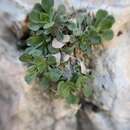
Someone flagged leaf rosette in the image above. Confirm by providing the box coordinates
[19,0,115,104]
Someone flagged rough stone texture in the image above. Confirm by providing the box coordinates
[18,87,78,130]
[88,14,130,130]
[0,13,24,130]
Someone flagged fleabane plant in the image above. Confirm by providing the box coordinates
[19,0,115,104]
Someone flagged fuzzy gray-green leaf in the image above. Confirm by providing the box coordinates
[102,29,114,41]
[27,36,43,46]
[19,54,33,62]
[41,0,54,12]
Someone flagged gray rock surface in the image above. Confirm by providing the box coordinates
[0,13,24,130]
[89,17,130,130]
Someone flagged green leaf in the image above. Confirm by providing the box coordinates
[41,0,54,12]
[48,44,59,54]
[62,45,75,54]
[40,12,49,22]
[76,75,87,89]
[40,77,50,89]
[34,57,47,73]
[80,41,92,54]
[96,9,108,19]
[97,15,115,31]
[58,81,76,100]
[54,7,67,23]
[58,77,78,101]
[90,35,102,44]
[29,10,49,24]
[45,68,63,82]
[88,30,102,44]
[25,74,35,84]
[58,81,71,97]
[67,22,77,31]
[82,47,92,55]
[19,54,33,62]
[57,5,66,15]
[95,9,108,26]
[66,94,79,104]
[83,85,93,98]
[29,49,42,57]
[102,29,114,41]
[55,31,64,41]
[86,15,93,25]
[24,46,42,56]
[27,36,43,46]
[25,66,37,84]
[77,15,84,27]
[29,23,41,31]
[73,29,82,36]
[29,10,41,23]
[33,3,43,12]
[44,21,54,29]
[47,56,56,65]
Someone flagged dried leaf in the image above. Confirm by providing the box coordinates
[52,53,61,65]
[62,35,70,43]
[62,53,70,62]
[80,61,87,74]
[52,38,65,48]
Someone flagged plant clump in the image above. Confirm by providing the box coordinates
[19,0,115,104]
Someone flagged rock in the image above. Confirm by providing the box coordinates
[18,87,78,130]
[0,13,26,130]
[89,17,130,130]
[0,0,40,21]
